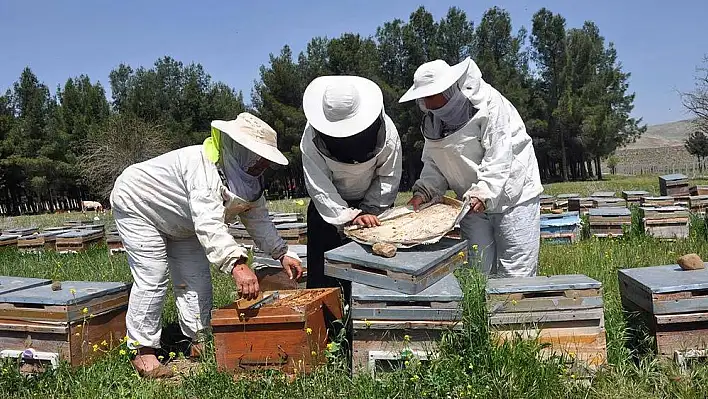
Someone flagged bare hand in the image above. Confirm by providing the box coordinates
[353,214,381,228]
[280,255,303,280]
[407,195,425,212]
[231,260,260,300]
[468,197,486,213]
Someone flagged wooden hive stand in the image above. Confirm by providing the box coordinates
[55,230,106,253]
[540,212,581,244]
[618,264,708,365]
[0,235,20,249]
[659,174,690,197]
[588,207,632,238]
[554,194,580,213]
[351,273,463,376]
[324,238,468,295]
[639,206,690,240]
[486,274,607,369]
[211,288,343,375]
[622,191,650,207]
[0,279,130,369]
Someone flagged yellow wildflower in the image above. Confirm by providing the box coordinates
[169,351,176,359]
[131,349,137,356]
[82,307,88,314]
[172,366,177,373]
[410,375,420,382]
[311,351,317,356]
[511,299,518,306]
[472,244,478,251]
[69,288,77,295]
[158,355,164,360]
[92,344,98,352]
[295,199,305,206]
[571,374,576,379]
[364,319,372,328]
[306,327,312,335]
[101,340,108,346]
[403,334,411,342]
[119,349,126,356]
[326,343,334,351]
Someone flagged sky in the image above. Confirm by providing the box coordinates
[1,0,706,126]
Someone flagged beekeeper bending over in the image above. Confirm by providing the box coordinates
[399,58,543,278]
[301,75,402,302]
[110,113,303,378]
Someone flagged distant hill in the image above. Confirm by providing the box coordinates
[623,119,698,149]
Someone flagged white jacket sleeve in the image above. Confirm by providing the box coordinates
[360,125,403,215]
[239,195,288,260]
[463,95,513,210]
[412,149,450,202]
[188,188,250,274]
[301,129,361,227]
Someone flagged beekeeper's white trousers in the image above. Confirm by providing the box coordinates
[460,196,540,278]
[114,208,213,349]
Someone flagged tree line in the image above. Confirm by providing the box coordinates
[0,6,645,215]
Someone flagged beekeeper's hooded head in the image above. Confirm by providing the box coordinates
[399,57,491,135]
[302,76,385,164]
[205,112,288,201]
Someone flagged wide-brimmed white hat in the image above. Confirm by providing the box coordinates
[302,76,383,138]
[211,113,289,166]
[398,58,472,103]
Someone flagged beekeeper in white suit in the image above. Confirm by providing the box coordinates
[399,57,543,278]
[110,112,302,378]
[300,75,402,303]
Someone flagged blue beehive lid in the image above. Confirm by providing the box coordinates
[619,264,708,294]
[0,276,51,295]
[325,238,468,276]
[486,274,601,294]
[352,273,462,302]
[0,281,131,305]
[540,213,580,227]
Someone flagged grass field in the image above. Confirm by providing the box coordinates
[2,175,708,398]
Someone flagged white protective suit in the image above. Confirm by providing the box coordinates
[300,113,403,227]
[412,66,543,278]
[110,145,299,349]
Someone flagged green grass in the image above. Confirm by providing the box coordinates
[2,175,708,398]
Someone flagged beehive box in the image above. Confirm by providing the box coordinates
[486,274,606,368]
[211,288,343,375]
[0,280,130,368]
[673,195,691,208]
[690,186,708,196]
[689,195,708,214]
[324,238,468,295]
[55,230,106,253]
[252,245,307,291]
[639,206,690,240]
[351,274,463,376]
[618,264,708,358]
[0,235,20,248]
[641,196,676,207]
[63,220,95,228]
[591,197,627,208]
[555,194,580,212]
[622,190,650,205]
[105,231,125,255]
[567,198,595,215]
[275,222,308,244]
[540,212,581,244]
[659,174,690,196]
[540,195,556,213]
[17,231,67,252]
[588,207,632,237]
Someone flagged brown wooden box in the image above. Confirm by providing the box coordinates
[211,288,343,375]
[0,281,130,367]
[619,265,708,358]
